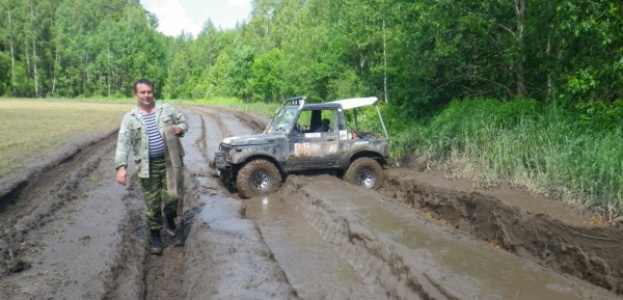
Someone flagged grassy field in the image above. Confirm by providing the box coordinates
[0,99,133,177]
[0,97,277,179]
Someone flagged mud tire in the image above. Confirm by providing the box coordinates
[344,157,383,189]
[236,159,282,199]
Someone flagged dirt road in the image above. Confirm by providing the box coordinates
[1,106,622,299]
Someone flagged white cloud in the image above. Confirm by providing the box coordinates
[228,0,249,6]
[141,0,252,37]
[142,0,202,37]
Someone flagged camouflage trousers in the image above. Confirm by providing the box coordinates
[139,157,177,230]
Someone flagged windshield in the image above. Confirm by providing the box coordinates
[264,107,299,134]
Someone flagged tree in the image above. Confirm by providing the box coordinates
[164,48,192,99]
[249,48,284,102]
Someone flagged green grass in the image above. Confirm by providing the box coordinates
[393,99,623,212]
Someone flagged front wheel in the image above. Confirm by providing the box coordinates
[344,157,383,189]
[236,159,282,199]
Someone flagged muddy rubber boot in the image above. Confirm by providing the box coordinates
[149,230,163,255]
[165,215,177,238]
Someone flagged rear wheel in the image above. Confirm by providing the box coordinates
[236,159,282,199]
[344,157,383,189]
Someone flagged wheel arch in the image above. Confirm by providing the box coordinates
[234,154,285,179]
[344,150,386,169]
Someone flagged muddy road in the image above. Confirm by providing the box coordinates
[1,106,622,300]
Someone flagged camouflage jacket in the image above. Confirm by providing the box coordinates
[114,102,188,178]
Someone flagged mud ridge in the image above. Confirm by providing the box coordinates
[382,174,623,294]
[103,188,146,300]
[195,114,208,159]
[0,181,27,213]
[277,181,456,300]
[229,109,270,133]
[0,129,118,202]
[188,106,233,138]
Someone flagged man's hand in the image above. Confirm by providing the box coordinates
[172,125,183,135]
[116,166,128,186]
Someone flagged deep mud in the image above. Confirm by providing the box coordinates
[0,104,621,300]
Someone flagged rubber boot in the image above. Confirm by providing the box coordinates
[149,230,163,255]
[165,215,177,238]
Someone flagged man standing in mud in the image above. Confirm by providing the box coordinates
[114,78,188,255]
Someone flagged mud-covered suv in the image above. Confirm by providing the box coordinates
[211,96,390,199]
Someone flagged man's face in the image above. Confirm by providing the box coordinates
[134,83,154,107]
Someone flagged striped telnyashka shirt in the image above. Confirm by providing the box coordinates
[143,112,165,158]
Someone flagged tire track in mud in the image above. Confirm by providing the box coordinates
[0,128,187,299]
[245,195,390,300]
[274,175,619,299]
[270,178,460,299]
[0,132,149,299]
[207,106,270,136]
[0,132,118,276]
[380,171,623,295]
[188,105,235,141]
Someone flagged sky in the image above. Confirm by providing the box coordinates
[140,0,252,37]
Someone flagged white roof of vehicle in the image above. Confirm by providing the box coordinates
[328,97,378,110]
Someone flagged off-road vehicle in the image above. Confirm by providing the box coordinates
[211,96,390,199]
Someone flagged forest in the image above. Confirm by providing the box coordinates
[2,0,623,210]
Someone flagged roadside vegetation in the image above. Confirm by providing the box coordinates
[391,100,623,213]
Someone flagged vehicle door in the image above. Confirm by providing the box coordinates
[287,108,340,170]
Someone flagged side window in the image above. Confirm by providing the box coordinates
[320,110,336,133]
[295,109,337,134]
[295,110,312,133]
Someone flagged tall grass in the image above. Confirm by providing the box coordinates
[393,99,623,211]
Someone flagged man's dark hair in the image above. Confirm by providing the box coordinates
[133,78,154,93]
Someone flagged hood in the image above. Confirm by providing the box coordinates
[222,134,284,146]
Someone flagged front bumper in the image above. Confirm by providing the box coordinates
[211,151,235,189]
[210,151,230,169]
